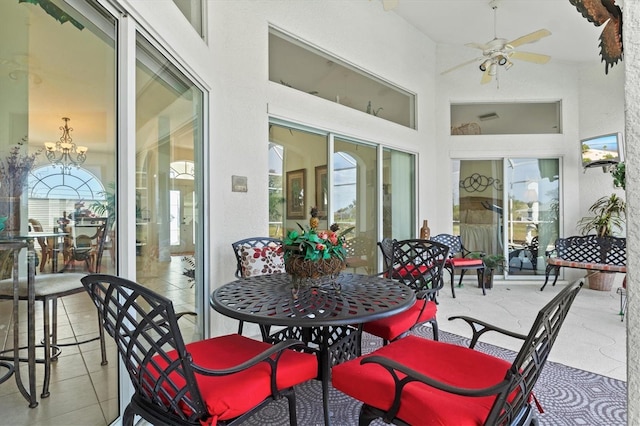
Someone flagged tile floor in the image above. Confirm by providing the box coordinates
[0,270,627,425]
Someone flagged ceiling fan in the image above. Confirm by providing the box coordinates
[441,0,552,85]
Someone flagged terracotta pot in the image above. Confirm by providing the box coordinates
[587,271,615,291]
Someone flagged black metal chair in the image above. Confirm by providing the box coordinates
[0,271,107,398]
[363,239,449,344]
[333,280,584,426]
[81,274,317,426]
[431,233,485,297]
[231,237,284,334]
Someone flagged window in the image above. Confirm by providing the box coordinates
[269,28,416,129]
[450,102,562,135]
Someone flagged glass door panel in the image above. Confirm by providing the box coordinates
[382,148,415,240]
[506,158,559,276]
[1,0,118,421]
[334,138,378,274]
[135,34,204,341]
[269,124,327,233]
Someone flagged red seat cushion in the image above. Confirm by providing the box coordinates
[148,334,317,423]
[363,299,437,341]
[332,335,515,425]
[448,258,484,268]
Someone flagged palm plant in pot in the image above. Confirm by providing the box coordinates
[577,193,626,290]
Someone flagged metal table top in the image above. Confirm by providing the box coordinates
[210,272,415,328]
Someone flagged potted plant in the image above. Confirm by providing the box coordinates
[577,193,626,290]
[470,252,505,289]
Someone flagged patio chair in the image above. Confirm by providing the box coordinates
[69,217,108,273]
[363,238,449,344]
[0,272,107,398]
[431,233,485,298]
[81,274,317,426]
[345,235,374,274]
[231,237,284,334]
[332,280,583,426]
[28,218,53,272]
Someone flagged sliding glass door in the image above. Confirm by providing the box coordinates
[453,158,560,279]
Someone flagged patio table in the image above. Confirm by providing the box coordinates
[210,272,415,426]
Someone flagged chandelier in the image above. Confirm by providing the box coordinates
[44,117,88,174]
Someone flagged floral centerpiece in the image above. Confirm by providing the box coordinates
[0,139,41,235]
[283,207,353,282]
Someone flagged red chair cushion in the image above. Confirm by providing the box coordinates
[149,334,317,423]
[392,264,434,278]
[332,335,515,425]
[448,258,484,268]
[363,299,437,341]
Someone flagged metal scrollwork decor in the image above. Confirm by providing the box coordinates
[459,173,503,192]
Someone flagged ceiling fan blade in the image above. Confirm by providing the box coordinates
[480,68,493,85]
[510,51,551,64]
[507,29,551,48]
[382,0,399,11]
[441,57,483,75]
[465,42,490,51]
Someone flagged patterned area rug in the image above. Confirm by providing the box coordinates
[243,327,627,425]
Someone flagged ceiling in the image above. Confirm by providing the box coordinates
[387,0,624,69]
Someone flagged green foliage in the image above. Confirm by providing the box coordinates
[611,162,625,190]
[577,193,626,237]
[470,252,506,270]
[284,224,353,262]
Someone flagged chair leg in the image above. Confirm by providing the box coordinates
[449,270,456,298]
[123,404,136,426]
[431,318,439,341]
[97,311,108,365]
[457,269,466,287]
[359,404,379,426]
[237,320,244,335]
[41,297,52,398]
[284,388,298,426]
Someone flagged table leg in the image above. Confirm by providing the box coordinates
[319,327,331,426]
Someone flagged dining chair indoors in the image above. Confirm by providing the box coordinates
[81,274,317,426]
[69,217,109,273]
[333,280,584,426]
[0,271,107,398]
[431,233,485,297]
[231,237,284,334]
[363,238,449,344]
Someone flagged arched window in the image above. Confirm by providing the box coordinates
[28,165,106,200]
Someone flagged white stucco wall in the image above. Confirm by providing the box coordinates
[624,1,639,422]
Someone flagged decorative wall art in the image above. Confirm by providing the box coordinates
[286,169,306,219]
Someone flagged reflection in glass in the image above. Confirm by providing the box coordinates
[135,34,204,342]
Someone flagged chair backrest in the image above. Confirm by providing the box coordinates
[81,274,207,423]
[28,218,48,250]
[377,238,396,273]
[387,239,450,297]
[231,237,284,278]
[430,233,462,258]
[73,217,109,272]
[485,280,583,425]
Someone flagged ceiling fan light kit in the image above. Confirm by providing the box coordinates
[441,0,552,86]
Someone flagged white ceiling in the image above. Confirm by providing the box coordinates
[387,0,623,69]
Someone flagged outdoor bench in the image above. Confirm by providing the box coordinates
[540,235,626,291]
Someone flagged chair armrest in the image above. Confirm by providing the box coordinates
[448,315,527,349]
[190,338,307,377]
[360,355,509,403]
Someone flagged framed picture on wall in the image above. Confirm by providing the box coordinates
[315,165,328,219]
[286,169,306,219]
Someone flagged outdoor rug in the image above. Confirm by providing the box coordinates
[244,327,627,425]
